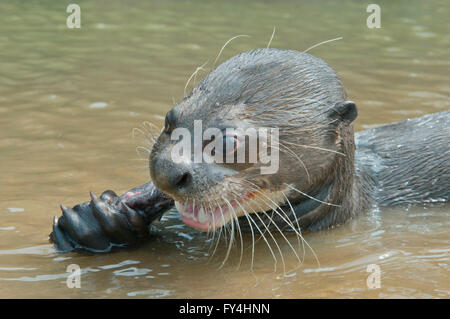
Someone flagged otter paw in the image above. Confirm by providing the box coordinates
[49,191,148,252]
[49,183,174,253]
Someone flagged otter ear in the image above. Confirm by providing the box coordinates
[330,101,358,123]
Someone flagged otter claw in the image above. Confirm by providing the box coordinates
[51,216,74,252]
[121,202,149,237]
[59,203,110,251]
[91,196,137,245]
[89,191,98,202]
[49,182,174,253]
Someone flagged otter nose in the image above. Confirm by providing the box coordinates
[150,154,194,195]
[168,170,193,191]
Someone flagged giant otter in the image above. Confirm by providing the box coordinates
[49,48,450,253]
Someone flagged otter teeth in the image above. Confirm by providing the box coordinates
[175,201,210,224]
[197,207,208,223]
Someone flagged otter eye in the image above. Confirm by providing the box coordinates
[223,136,238,154]
[164,111,175,134]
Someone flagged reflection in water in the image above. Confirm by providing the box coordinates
[127,289,171,298]
[0,0,449,298]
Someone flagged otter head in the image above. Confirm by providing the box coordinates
[150,48,357,232]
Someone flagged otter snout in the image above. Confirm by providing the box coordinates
[150,152,194,197]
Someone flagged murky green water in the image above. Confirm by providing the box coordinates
[0,0,449,298]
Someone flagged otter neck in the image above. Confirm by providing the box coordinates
[293,124,357,231]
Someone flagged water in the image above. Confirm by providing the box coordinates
[0,0,449,298]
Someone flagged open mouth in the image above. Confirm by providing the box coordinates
[174,192,256,231]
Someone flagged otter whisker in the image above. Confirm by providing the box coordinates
[203,204,217,252]
[230,193,258,271]
[303,36,343,53]
[202,203,212,235]
[274,143,311,183]
[239,180,303,268]
[232,192,281,273]
[243,86,343,125]
[135,146,152,156]
[203,202,219,255]
[282,140,346,157]
[204,198,215,240]
[246,196,300,274]
[226,199,244,270]
[268,144,310,183]
[184,60,209,97]
[227,182,282,269]
[256,202,303,270]
[193,64,207,89]
[237,30,288,103]
[275,191,303,260]
[284,183,341,207]
[240,181,307,244]
[269,95,332,107]
[255,195,307,264]
[281,190,321,268]
[245,203,282,273]
[266,26,276,50]
[227,201,237,266]
[136,165,151,170]
[133,121,161,152]
[131,127,146,140]
[234,200,256,271]
[245,85,329,114]
[131,158,150,162]
[213,34,250,68]
[207,201,223,260]
[142,120,162,138]
[215,199,229,247]
[280,191,305,263]
[218,197,235,269]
